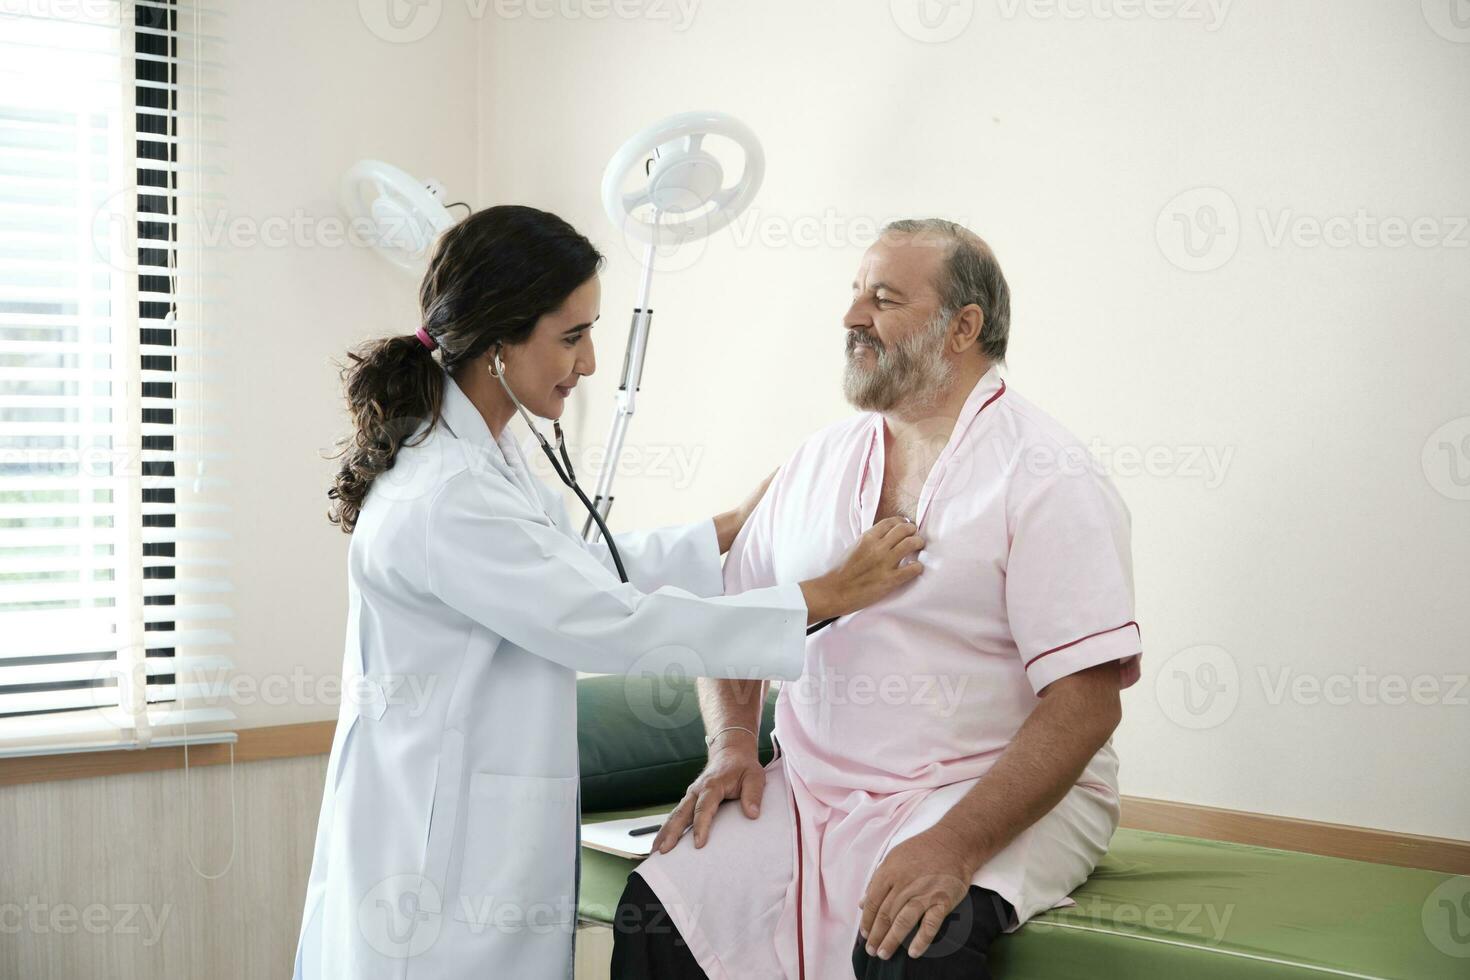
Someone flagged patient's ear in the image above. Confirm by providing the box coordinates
[950,304,984,354]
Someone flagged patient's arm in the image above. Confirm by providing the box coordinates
[938,660,1122,864]
[651,461,787,854]
[859,661,1124,961]
[650,677,768,853]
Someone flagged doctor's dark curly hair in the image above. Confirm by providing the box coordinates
[327,205,604,533]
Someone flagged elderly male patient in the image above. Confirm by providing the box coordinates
[610,219,1142,979]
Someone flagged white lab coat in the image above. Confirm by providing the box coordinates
[293,376,809,980]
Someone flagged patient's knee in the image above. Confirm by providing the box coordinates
[849,886,1011,979]
[609,872,707,980]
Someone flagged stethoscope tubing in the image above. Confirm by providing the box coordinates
[491,350,834,628]
[491,349,631,584]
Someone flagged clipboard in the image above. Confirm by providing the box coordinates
[580,811,673,860]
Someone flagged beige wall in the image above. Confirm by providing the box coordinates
[198,0,1470,839]
[7,2,1467,977]
[476,0,1470,841]
[208,0,478,730]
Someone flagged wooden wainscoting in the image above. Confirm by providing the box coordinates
[3,720,1466,875]
[0,721,337,787]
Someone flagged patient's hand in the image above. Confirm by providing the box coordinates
[651,739,765,853]
[858,825,977,961]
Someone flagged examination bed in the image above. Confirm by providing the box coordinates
[576,676,1463,979]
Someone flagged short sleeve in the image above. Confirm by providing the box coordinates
[721,468,782,595]
[1006,465,1142,695]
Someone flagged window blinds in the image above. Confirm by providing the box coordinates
[0,0,234,755]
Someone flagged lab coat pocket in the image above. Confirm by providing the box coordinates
[450,771,579,936]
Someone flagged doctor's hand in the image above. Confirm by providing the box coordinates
[859,825,978,961]
[801,517,925,625]
[650,737,765,854]
[714,468,778,554]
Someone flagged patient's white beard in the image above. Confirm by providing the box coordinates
[842,310,956,416]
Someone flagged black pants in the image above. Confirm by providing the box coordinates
[610,871,1013,979]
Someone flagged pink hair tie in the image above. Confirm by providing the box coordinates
[414,326,437,351]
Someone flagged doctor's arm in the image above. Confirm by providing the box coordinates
[426,471,916,678]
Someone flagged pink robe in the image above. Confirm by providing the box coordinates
[636,367,1142,978]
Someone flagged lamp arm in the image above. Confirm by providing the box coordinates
[583,240,658,541]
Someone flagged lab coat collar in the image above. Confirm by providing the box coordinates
[438,370,515,475]
[437,370,550,512]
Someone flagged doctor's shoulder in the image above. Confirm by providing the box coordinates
[354,419,462,506]
[423,456,551,531]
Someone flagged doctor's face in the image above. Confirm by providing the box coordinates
[842,234,957,414]
[501,275,600,420]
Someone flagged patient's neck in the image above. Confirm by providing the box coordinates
[882,357,992,446]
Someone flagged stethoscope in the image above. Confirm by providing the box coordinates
[490,346,835,635]
[490,346,630,584]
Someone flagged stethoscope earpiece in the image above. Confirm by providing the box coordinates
[485,340,626,583]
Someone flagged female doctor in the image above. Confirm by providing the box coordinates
[293,205,924,979]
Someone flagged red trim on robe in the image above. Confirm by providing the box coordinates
[793,788,806,980]
[1023,620,1140,671]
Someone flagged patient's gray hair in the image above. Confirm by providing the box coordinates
[881,218,1011,364]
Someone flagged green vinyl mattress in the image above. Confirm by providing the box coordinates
[579,806,1468,979]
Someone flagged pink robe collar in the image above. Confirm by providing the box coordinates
[855,365,1008,529]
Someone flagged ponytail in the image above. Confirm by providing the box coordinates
[327,334,444,533]
[328,204,603,533]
